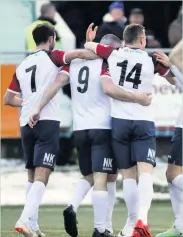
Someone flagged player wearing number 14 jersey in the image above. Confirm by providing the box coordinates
[85,24,175,237]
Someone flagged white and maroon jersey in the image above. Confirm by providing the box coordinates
[8,49,67,126]
[60,59,111,131]
[175,108,182,128]
[94,44,170,121]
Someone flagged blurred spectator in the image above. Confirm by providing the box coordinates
[56,89,75,166]
[129,8,161,48]
[25,3,61,52]
[95,1,127,42]
[168,6,182,47]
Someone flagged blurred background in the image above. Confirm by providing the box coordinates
[0,0,182,205]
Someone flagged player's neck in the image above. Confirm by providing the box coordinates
[36,44,50,52]
[124,43,142,50]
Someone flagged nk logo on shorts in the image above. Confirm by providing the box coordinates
[43,153,55,166]
[147,148,156,164]
[103,158,112,171]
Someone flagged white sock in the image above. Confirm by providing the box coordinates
[25,182,39,231]
[169,183,183,232]
[92,190,108,233]
[138,173,153,224]
[123,179,138,227]
[105,182,116,233]
[70,179,91,213]
[26,182,33,197]
[169,183,182,219]
[172,175,183,192]
[20,181,45,223]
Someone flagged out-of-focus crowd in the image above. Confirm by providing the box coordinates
[24,2,182,166]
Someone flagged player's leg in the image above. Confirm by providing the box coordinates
[132,120,156,237]
[63,130,92,237]
[106,174,117,234]
[90,129,115,237]
[112,118,139,237]
[156,128,183,237]
[118,167,139,237]
[15,120,60,237]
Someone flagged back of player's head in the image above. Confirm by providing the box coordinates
[40,3,55,16]
[32,24,55,46]
[123,24,145,44]
[100,34,121,47]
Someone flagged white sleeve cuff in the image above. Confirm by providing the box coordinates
[7,89,20,95]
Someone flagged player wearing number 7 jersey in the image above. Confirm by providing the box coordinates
[3,24,99,237]
[85,24,176,237]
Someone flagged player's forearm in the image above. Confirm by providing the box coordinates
[102,78,136,102]
[84,42,98,53]
[38,73,69,111]
[169,40,182,72]
[4,95,23,107]
[170,65,183,88]
[38,82,62,111]
[65,49,98,63]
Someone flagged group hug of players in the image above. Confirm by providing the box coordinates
[4,22,183,237]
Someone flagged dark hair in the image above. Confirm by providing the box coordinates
[40,3,55,16]
[32,24,55,45]
[100,34,121,47]
[123,24,145,44]
[130,8,143,15]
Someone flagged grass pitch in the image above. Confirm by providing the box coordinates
[1,203,173,237]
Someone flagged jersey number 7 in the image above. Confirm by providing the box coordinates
[117,60,142,89]
[25,65,37,92]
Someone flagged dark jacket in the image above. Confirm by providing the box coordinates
[95,21,125,42]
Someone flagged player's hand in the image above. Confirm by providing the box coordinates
[86,23,98,42]
[154,50,172,68]
[28,110,40,128]
[136,93,152,106]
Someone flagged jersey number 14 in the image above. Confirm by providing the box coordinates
[117,60,142,89]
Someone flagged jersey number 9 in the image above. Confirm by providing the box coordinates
[77,66,89,93]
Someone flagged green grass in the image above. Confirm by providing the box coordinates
[1,203,173,237]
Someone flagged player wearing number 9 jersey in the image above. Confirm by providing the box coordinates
[4,24,99,237]
[85,24,175,237]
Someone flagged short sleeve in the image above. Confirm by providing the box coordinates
[100,60,112,79]
[59,65,70,76]
[7,73,21,94]
[50,50,67,67]
[96,44,115,59]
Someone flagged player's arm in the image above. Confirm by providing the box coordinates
[169,40,182,72]
[4,73,23,107]
[65,49,98,62]
[84,42,115,59]
[51,49,98,67]
[100,62,152,106]
[37,66,70,112]
[154,50,183,89]
[28,66,70,128]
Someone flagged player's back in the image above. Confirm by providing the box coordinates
[108,47,155,121]
[16,50,61,126]
[69,58,111,130]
